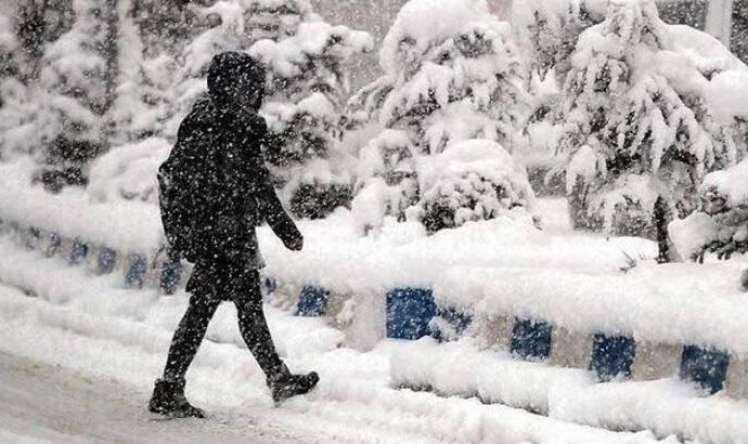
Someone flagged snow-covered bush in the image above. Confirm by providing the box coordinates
[351,130,419,231]
[670,158,748,261]
[88,137,171,204]
[350,0,534,233]
[554,0,744,245]
[418,139,536,233]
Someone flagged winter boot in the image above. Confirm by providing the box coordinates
[148,379,206,418]
[268,370,320,405]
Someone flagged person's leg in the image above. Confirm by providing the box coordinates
[162,293,221,382]
[150,263,222,418]
[233,270,287,379]
[233,269,319,404]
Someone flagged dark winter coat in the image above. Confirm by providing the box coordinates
[159,52,302,272]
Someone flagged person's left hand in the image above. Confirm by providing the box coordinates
[284,235,304,252]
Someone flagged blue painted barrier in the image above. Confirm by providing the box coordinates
[680,345,730,394]
[263,276,278,296]
[159,256,182,295]
[296,286,329,316]
[432,306,472,342]
[590,334,636,382]
[96,247,117,275]
[386,288,436,340]
[511,318,553,360]
[125,253,147,289]
[69,239,89,265]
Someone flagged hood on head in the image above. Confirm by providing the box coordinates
[207,51,266,111]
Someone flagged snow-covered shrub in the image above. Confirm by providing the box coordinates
[88,137,171,204]
[554,0,744,244]
[350,0,534,233]
[351,130,419,231]
[670,158,748,261]
[418,139,536,233]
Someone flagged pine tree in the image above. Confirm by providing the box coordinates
[512,0,604,85]
[555,0,743,259]
[0,7,24,158]
[250,15,374,219]
[33,0,118,190]
[349,0,535,234]
[168,0,373,219]
[108,0,196,144]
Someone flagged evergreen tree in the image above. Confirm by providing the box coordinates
[109,0,197,144]
[33,0,118,190]
[250,16,373,219]
[167,0,372,219]
[555,0,743,259]
[349,0,535,234]
[0,8,25,158]
[512,0,604,85]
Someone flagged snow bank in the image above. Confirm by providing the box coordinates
[88,137,171,205]
[435,262,748,357]
[0,160,162,254]
[391,338,748,443]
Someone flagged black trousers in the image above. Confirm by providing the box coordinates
[162,262,286,383]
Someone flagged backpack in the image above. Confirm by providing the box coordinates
[157,158,196,261]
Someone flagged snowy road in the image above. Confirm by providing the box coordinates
[0,351,298,444]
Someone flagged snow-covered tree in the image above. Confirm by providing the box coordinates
[555,0,743,260]
[250,18,373,219]
[108,0,197,145]
[349,0,535,234]
[512,0,605,85]
[168,0,373,219]
[32,0,117,190]
[0,9,25,158]
[669,158,748,263]
[1,1,76,160]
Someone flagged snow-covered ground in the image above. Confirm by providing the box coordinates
[0,243,672,443]
[2,159,748,442]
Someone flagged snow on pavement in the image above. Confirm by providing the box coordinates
[0,351,297,444]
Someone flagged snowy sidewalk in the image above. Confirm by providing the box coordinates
[0,249,671,443]
[0,351,298,444]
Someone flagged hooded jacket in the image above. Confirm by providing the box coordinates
[159,52,301,268]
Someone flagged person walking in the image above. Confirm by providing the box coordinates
[149,52,319,418]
